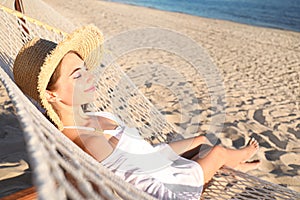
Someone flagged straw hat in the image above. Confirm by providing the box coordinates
[13,24,104,130]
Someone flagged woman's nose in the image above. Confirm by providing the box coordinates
[85,71,95,83]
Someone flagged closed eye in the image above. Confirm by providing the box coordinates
[73,72,82,79]
[70,63,87,79]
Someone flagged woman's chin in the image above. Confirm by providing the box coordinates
[73,98,94,106]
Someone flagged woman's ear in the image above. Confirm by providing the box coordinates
[45,90,60,102]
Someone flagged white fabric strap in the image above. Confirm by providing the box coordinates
[63,126,96,131]
[63,125,104,135]
[63,112,123,137]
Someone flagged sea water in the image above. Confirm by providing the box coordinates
[104,0,300,32]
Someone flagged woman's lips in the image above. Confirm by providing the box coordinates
[84,86,96,92]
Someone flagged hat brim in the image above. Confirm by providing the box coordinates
[38,25,104,130]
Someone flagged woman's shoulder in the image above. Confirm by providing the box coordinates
[75,133,114,162]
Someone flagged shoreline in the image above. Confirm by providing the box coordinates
[101,0,300,33]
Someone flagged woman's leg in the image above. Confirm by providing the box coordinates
[195,138,259,183]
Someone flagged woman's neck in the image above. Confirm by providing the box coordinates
[58,105,91,127]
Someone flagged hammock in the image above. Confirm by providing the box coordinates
[0,2,299,199]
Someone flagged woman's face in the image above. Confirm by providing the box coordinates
[50,52,95,106]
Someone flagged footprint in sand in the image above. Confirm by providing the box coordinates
[0,160,29,181]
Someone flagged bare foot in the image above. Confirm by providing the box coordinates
[243,137,259,162]
[224,138,259,168]
[247,137,259,148]
[235,160,261,172]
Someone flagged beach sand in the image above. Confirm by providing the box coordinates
[1,0,300,197]
[0,83,33,197]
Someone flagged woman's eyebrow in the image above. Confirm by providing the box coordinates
[69,67,81,76]
[69,62,87,76]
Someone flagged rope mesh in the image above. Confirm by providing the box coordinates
[0,1,299,199]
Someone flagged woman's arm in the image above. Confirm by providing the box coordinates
[75,134,114,162]
[168,135,209,155]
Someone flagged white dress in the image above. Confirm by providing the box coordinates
[89,112,204,200]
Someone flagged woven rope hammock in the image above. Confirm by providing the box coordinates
[0,1,299,199]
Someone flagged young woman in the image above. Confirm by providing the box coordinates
[13,25,260,200]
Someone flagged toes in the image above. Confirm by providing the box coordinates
[253,139,259,148]
[248,137,259,149]
[248,137,255,145]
